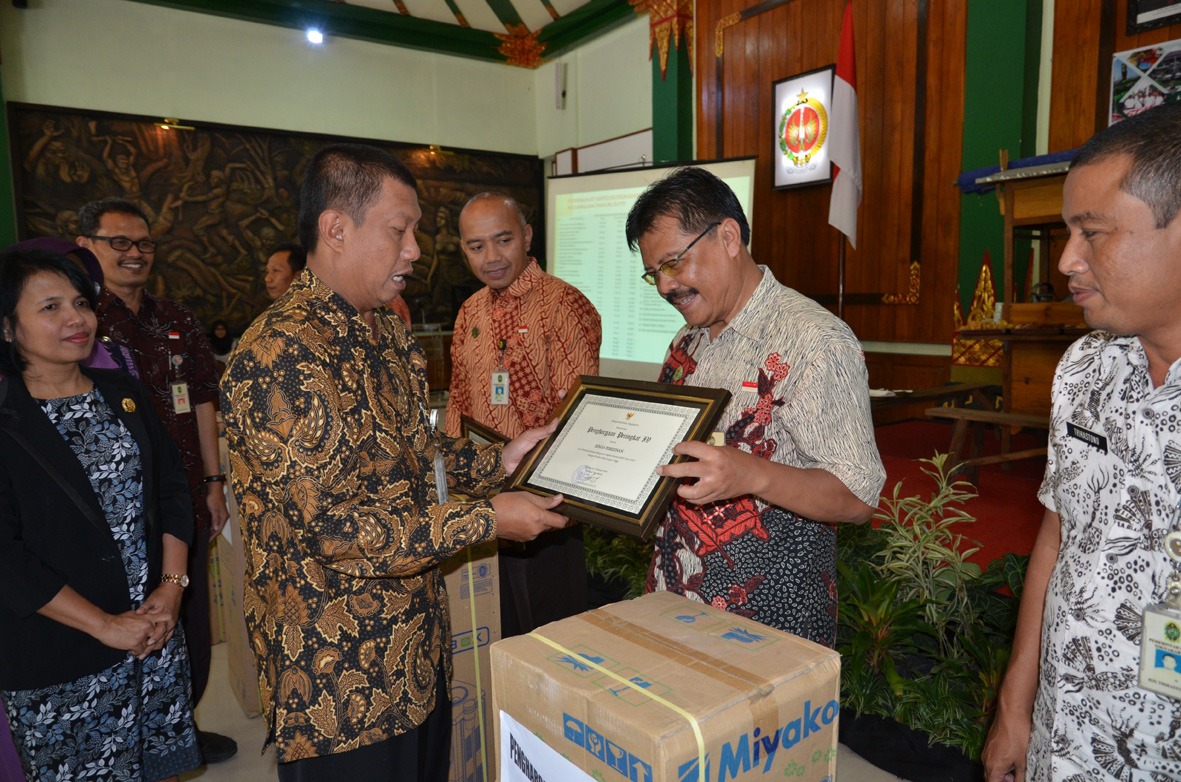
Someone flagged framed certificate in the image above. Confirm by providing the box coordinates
[505,376,730,539]
[460,415,509,445]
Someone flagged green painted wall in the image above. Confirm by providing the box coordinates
[958,0,1042,309]
[652,44,693,163]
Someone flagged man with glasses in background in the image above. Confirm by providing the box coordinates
[76,197,236,764]
[625,167,884,644]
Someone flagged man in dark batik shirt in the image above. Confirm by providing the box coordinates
[221,144,569,780]
[76,197,236,763]
[626,168,885,647]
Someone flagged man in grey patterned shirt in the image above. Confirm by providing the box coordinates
[625,167,885,645]
[983,105,1181,782]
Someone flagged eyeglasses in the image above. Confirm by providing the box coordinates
[86,235,158,253]
[640,222,720,286]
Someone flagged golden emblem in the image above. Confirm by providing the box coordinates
[779,89,829,166]
[122,398,135,413]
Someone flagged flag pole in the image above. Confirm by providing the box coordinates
[838,238,846,320]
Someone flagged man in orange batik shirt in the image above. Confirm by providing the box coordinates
[444,192,601,635]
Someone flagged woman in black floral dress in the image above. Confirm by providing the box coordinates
[0,248,200,781]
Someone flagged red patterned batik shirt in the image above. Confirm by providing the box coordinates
[648,267,885,646]
[444,259,601,439]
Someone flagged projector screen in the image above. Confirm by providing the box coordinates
[545,158,756,381]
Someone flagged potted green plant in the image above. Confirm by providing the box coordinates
[584,527,651,606]
[836,454,1027,781]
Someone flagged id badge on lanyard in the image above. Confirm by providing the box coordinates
[490,338,509,405]
[168,333,190,414]
[1140,531,1181,699]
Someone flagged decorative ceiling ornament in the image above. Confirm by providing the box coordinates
[629,0,694,79]
[496,23,547,68]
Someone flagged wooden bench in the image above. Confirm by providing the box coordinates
[870,382,998,425]
[924,407,1049,485]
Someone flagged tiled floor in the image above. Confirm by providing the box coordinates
[183,644,908,781]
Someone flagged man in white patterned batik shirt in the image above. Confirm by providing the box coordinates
[983,104,1181,782]
[624,167,885,647]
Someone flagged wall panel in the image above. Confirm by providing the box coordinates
[696,0,968,346]
[1050,0,1181,152]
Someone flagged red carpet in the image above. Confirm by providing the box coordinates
[874,419,1046,568]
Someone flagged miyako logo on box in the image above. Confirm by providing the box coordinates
[564,698,837,782]
[563,713,652,782]
[674,699,840,782]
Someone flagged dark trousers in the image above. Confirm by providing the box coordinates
[500,525,587,638]
[180,529,210,707]
[277,667,451,782]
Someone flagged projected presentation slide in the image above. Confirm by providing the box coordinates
[546,160,755,380]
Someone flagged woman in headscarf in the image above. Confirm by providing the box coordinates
[206,319,236,365]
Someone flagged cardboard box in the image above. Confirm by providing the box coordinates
[207,535,227,646]
[492,591,840,782]
[219,434,264,717]
[442,541,501,782]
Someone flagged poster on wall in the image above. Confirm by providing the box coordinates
[1127,0,1181,35]
[7,102,543,335]
[1110,38,1181,125]
[772,65,835,190]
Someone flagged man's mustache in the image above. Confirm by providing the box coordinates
[665,288,699,306]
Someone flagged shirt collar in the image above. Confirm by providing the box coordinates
[701,265,775,343]
[99,286,155,316]
[1096,332,1181,390]
[294,269,401,340]
[491,258,543,302]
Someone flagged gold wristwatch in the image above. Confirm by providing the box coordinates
[161,573,190,588]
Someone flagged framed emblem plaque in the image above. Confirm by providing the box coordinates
[505,376,730,539]
[772,65,835,190]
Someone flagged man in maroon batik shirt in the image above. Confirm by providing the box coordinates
[77,197,236,764]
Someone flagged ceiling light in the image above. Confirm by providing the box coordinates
[307,29,324,44]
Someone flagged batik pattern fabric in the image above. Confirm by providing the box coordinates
[444,259,601,439]
[647,268,884,646]
[221,271,505,763]
[96,289,218,531]
[1,389,199,781]
[1030,332,1181,780]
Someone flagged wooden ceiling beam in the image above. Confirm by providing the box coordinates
[124,0,634,64]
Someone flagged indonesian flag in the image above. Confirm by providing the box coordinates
[827,0,861,249]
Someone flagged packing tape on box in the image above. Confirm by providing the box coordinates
[527,631,707,776]
[579,609,775,695]
[465,544,490,782]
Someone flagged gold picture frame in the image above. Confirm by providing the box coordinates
[505,376,730,539]
[460,415,510,446]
